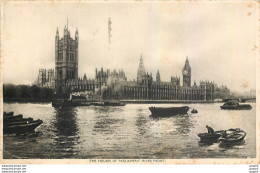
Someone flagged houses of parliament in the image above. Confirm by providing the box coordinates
[38,23,229,101]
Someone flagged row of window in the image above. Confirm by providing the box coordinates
[67,70,75,79]
[57,53,76,62]
[57,69,76,79]
[67,84,95,91]
[122,89,212,95]
[122,86,213,92]
[103,89,212,100]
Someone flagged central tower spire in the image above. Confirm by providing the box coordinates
[182,56,191,87]
[156,69,161,84]
[67,15,68,29]
[55,22,78,94]
[139,54,144,68]
[137,54,146,84]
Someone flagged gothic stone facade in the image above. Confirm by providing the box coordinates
[103,57,214,101]
[64,56,214,101]
[38,69,55,89]
[55,25,79,94]
[51,25,214,101]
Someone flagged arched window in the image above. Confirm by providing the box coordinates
[71,53,74,61]
[71,70,74,78]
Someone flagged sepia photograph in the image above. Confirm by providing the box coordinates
[1,1,259,163]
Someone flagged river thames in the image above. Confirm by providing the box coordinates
[3,103,256,159]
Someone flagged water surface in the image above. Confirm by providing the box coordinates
[3,103,256,159]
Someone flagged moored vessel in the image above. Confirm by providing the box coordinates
[219,128,246,144]
[198,130,225,142]
[149,106,189,117]
[91,102,105,106]
[220,101,252,110]
[3,112,43,134]
[104,101,126,106]
[191,109,198,114]
[52,99,91,108]
[4,120,43,134]
[3,114,24,123]
[91,101,126,106]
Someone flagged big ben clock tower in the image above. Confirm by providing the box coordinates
[182,57,191,87]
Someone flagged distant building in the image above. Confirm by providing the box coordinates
[64,54,215,101]
[182,57,191,87]
[48,23,218,101]
[171,76,180,86]
[250,89,256,98]
[55,24,79,93]
[38,69,46,87]
[156,70,161,84]
[65,68,127,100]
[230,89,256,100]
[38,69,55,89]
[137,55,146,84]
[214,85,230,99]
[111,56,215,101]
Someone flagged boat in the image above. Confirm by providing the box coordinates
[52,100,73,108]
[4,117,34,124]
[149,106,189,117]
[198,130,225,142]
[4,112,14,116]
[191,109,198,114]
[91,101,126,106]
[70,99,91,106]
[3,114,24,123]
[3,112,43,134]
[219,128,246,144]
[91,102,105,106]
[52,99,91,108]
[220,101,252,110]
[80,102,91,106]
[5,120,35,126]
[4,120,43,134]
[104,101,126,106]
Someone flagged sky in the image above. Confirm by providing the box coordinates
[2,1,257,92]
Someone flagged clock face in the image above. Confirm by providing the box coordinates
[184,70,188,75]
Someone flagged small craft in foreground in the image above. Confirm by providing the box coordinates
[3,112,43,134]
[4,120,43,134]
[219,128,247,144]
[198,130,225,142]
[198,127,246,145]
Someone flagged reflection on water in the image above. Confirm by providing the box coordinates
[198,141,214,147]
[53,108,78,136]
[3,103,256,159]
[135,109,148,136]
[173,114,194,135]
[51,108,80,158]
[92,107,125,135]
[149,114,194,135]
[93,115,125,135]
[219,140,246,149]
[93,106,124,114]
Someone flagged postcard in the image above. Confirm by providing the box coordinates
[1,0,259,164]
